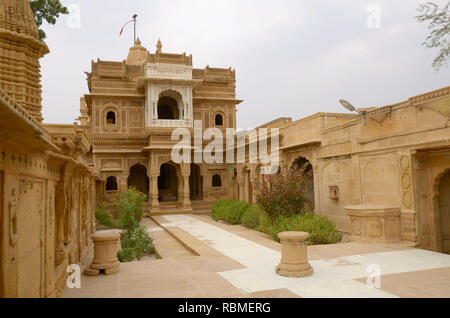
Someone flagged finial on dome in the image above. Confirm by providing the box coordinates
[135,37,141,45]
[156,38,162,53]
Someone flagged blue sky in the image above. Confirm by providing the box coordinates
[40,0,449,129]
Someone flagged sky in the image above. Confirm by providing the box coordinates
[39,0,450,129]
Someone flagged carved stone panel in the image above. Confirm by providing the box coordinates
[17,178,45,297]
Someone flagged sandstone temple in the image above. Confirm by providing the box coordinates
[0,1,449,297]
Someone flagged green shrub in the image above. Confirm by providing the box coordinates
[95,205,114,227]
[121,226,154,260]
[271,214,342,245]
[257,211,273,235]
[114,187,147,231]
[211,199,251,224]
[241,206,264,229]
[117,248,136,263]
[211,199,233,221]
[223,201,251,224]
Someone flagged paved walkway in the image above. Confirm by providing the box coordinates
[63,215,450,298]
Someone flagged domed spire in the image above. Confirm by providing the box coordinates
[156,38,162,54]
[0,0,49,122]
[126,38,147,65]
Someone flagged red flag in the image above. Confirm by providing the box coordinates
[119,19,134,36]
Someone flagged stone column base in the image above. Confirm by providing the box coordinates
[276,262,313,278]
[84,231,121,276]
[276,231,313,278]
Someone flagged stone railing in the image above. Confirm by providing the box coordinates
[150,119,193,128]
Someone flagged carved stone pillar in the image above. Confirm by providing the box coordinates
[181,163,191,210]
[182,175,191,209]
[149,175,159,211]
[119,174,129,192]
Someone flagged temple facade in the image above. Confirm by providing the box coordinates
[0,0,449,299]
[81,39,242,215]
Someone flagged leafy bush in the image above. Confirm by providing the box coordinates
[257,211,273,235]
[241,206,264,229]
[95,205,114,228]
[117,248,136,263]
[97,187,154,263]
[211,199,251,224]
[255,165,311,223]
[271,214,342,245]
[114,187,147,231]
[121,226,154,260]
[211,199,234,221]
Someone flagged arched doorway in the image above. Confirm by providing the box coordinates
[158,163,179,202]
[128,164,149,198]
[189,163,202,201]
[437,170,450,254]
[291,156,314,209]
[157,90,182,120]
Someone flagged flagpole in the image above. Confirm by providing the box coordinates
[132,14,137,45]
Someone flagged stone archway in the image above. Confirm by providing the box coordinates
[291,156,315,209]
[158,162,179,202]
[127,164,149,197]
[436,170,450,254]
[157,90,183,120]
[189,163,202,201]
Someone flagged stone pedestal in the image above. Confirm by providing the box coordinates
[276,231,313,278]
[345,205,401,244]
[84,232,121,276]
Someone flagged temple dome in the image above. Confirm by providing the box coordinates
[126,38,148,65]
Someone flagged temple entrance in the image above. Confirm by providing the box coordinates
[189,163,202,201]
[291,156,314,209]
[438,171,450,254]
[158,163,178,202]
[128,164,149,198]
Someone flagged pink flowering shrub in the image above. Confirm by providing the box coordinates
[255,165,312,223]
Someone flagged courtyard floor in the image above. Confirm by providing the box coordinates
[63,214,450,298]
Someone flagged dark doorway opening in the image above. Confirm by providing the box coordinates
[128,164,149,200]
[158,163,178,202]
[190,164,203,201]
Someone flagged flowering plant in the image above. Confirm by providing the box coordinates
[255,164,312,223]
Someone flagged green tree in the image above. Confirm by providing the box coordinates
[416,1,450,70]
[29,0,69,41]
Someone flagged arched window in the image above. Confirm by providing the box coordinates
[157,96,179,120]
[212,174,222,187]
[105,176,118,191]
[215,114,223,126]
[106,111,116,124]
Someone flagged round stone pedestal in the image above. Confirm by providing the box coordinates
[276,231,313,278]
[84,232,121,276]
